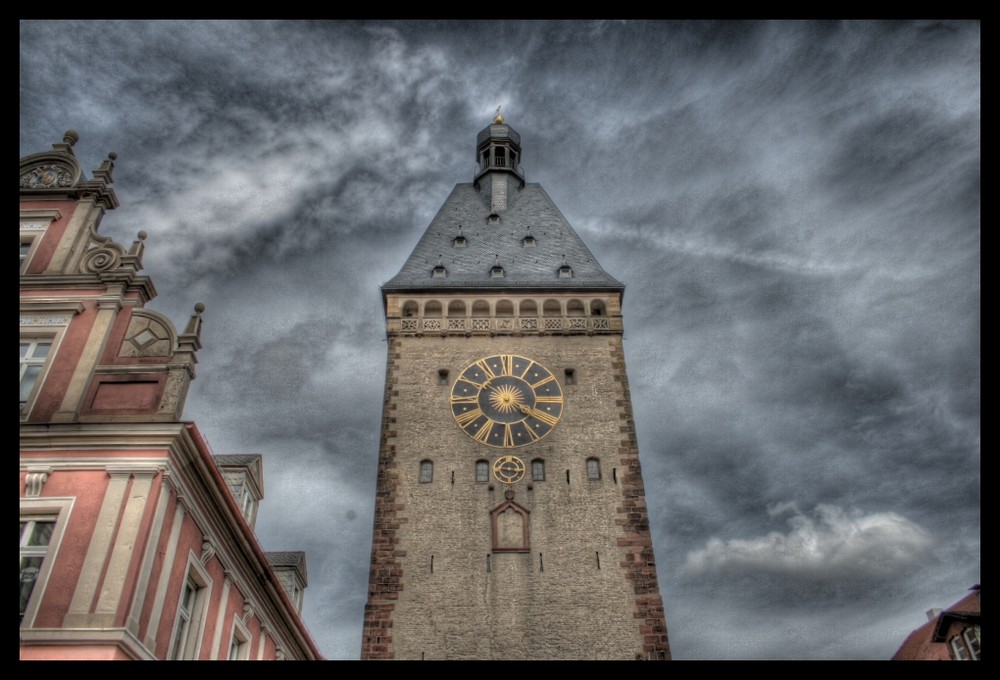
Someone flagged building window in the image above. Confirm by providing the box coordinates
[19,518,55,621]
[951,635,971,660]
[963,625,981,660]
[531,459,545,481]
[437,369,450,385]
[419,460,433,483]
[476,460,489,482]
[564,368,576,385]
[228,618,251,660]
[952,626,981,661]
[586,457,601,480]
[20,338,53,415]
[169,563,210,659]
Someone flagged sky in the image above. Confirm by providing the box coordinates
[20,20,980,660]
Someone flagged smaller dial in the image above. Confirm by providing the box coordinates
[493,455,526,484]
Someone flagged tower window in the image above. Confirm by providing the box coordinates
[586,458,601,480]
[564,368,576,385]
[476,460,489,483]
[437,369,449,385]
[531,459,545,481]
[419,460,433,483]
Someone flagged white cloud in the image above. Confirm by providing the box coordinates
[684,503,935,579]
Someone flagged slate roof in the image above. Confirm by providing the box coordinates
[266,551,308,583]
[214,454,262,468]
[382,182,624,293]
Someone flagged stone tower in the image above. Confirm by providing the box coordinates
[361,113,670,660]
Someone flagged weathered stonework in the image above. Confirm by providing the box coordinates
[362,119,670,660]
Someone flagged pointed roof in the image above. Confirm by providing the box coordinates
[382,182,623,293]
[384,116,623,296]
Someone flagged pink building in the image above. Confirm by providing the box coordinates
[19,131,320,660]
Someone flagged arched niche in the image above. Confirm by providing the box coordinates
[448,300,466,317]
[566,299,585,317]
[496,299,514,317]
[491,500,530,553]
[543,299,562,317]
[424,300,442,318]
[472,300,490,317]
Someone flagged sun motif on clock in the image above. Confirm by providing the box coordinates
[449,354,564,448]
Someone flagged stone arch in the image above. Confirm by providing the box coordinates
[402,300,418,318]
[543,299,562,317]
[424,300,442,318]
[519,299,537,317]
[496,299,514,317]
[590,300,607,316]
[472,300,490,317]
[566,299,585,317]
[448,300,466,317]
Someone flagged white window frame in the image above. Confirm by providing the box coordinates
[20,338,54,416]
[20,314,72,420]
[227,615,252,660]
[951,634,971,660]
[19,209,60,274]
[168,556,212,660]
[962,625,980,660]
[19,497,74,628]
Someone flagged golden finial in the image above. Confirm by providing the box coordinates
[493,106,505,125]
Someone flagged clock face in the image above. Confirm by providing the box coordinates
[493,455,526,484]
[450,354,564,448]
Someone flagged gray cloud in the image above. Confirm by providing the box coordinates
[21,20,979,660]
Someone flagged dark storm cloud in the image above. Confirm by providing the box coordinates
[21,20,978,660]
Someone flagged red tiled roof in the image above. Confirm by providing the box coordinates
[892,587,981,660]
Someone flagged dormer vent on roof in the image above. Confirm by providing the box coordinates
[432,255,447,279]
[558,255,573,278]
[453,226,467,248]
[490,254,505,279]
[522,227,536,247]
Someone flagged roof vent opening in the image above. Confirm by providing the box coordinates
[522,236,536,247]
[453,225,467,248]
[487,213,501,225]
[490,254,505,278]
[432,255,447,278]
[558,255,573,279]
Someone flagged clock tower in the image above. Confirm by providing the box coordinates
[362,113,670,660]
